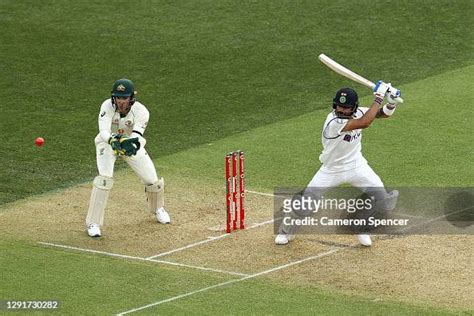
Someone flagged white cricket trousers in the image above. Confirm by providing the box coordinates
[95,142,158,185]
[306,163,385,194]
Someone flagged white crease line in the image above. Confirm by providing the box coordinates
[39,242,148,260]
[147,258,249,277]
[38,242,248,277]
[245,189,276,197]
[147,234,228,259]
[116,248,340,315]
[247,217,278,229]
[144,192,281,259]
[147,216,278,259]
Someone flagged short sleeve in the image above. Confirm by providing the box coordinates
[132,105,149,136]
[356,107,369,116]
[98,99,115,142]
[322,117,348,139]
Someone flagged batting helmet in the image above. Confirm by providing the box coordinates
[111,78,136,106]
[332,87,359,117]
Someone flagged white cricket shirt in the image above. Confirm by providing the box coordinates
[319,107,369,172]
[95,99,149,145]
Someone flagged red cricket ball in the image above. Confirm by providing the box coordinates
[35,137,45,147]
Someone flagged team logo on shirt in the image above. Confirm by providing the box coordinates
[100,111,106,117]
[125,120,133,127]
[343,131,360,142]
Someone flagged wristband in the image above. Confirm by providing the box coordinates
[382,104,396,116]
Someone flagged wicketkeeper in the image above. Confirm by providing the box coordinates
[85,78,170,237]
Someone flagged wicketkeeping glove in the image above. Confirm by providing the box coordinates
[119,137,141,156]
[109,134,126,156]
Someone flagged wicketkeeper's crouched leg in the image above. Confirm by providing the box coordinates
[145,177,170,224]
[145,177,165,213]
[86,175,113,227]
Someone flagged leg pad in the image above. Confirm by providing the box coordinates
[145,177,164,213]
[86,176,113,226]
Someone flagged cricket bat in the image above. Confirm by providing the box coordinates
[318,53,404,103]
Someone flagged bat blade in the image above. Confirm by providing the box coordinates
[318,54,375,89]
[318,53,403,103]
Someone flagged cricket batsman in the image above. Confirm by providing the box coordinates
[275,81,401,246]
[85,78,170,237]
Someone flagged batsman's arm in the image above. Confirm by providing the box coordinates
[341,102,380,132]
[341,81,390,132]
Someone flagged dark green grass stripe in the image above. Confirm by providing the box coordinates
[0,0,472,204]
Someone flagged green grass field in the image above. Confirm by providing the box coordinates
[1,0,472,315]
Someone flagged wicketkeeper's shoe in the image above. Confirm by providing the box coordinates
[87,223,101,237]
[156,207,171,224]
[275,234,292,245]
[357,234,372,247]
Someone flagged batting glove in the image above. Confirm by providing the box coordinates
[387,87,402,105]
[373,80,390,104]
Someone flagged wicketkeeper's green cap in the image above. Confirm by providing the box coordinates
[111,78,135,97]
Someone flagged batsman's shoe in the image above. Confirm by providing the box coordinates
[357,234,372,247]
[275,234,292,245]
[156,207,171,224]
[87,224,101,237]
